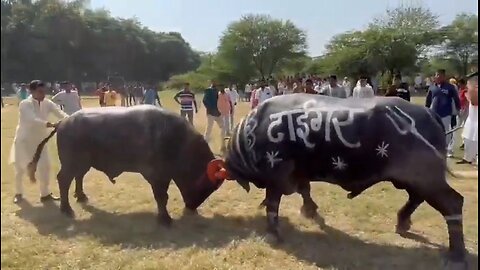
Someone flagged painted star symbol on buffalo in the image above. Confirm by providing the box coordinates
[266,151,282,168]
[332,156,347,170]
[376,141,390,158]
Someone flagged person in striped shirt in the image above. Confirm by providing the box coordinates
[174,83,198,125]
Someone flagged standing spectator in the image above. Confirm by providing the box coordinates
[133,84,144,105]
[283,80,294,95]
[457,72,478,165]
[244,83,252,102]
[414,73,423,92]
[304,79,317,94]
[342,77,352,97]
[173,83,198,125]
[255,81,274,105]
[127,84,135,106]
[386,74,411,101]
[352,77,375,98]
[218,87,232,139]
[277,81,287,96]
[16,83,29,103]
[96,84,108,107]
[203,81,223,143]
[320,75,347,98]
[449,78,460,136]
[425,69,461,157]
[293,80,304,93]
[9,80,68,203]
[104,86,118,107]
[425,76,432,92]
[227,84,239,131]
[458,78,469,149]
[51,81,82,115]
[143,85,162,107]
[250,86,259,109]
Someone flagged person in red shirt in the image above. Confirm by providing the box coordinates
[458,79,468,149]
[304,79,317,94]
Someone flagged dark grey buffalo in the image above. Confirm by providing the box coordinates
[28,105,223,225]
[210,94,467,269]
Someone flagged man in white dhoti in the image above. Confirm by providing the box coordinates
[9,80,68,203]
[457,72,478,165]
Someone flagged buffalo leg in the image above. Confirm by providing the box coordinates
[424,185,467,268]
[265,187,283,242]
[57,168,75,217]
[74,168,90,203]
[396,189,424,234]
[151,180,172,226]
[298,181,318,219]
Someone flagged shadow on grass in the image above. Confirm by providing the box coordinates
[16,201,477,269]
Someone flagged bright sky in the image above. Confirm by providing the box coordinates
[90,0,478,56]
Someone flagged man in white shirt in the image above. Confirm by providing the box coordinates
[52,81,82,115]
[414,74,423,91]
[458,72,478,165]
[255,83,274,105]
[342,77,352,97]
[320,75,347,98]
[227,84,239,131]
[9,80,69,203]
[352,77,375,98]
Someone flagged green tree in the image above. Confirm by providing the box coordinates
[439,13,478,76]
[0,0,200,85]
[217,14,307,80]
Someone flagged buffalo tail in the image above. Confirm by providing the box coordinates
[27,128,58,183]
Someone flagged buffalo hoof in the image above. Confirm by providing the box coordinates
[300,205,318,219]
[60,205,75,218]
[158,215,173,227]
[442,259,468,270]
[183,208,198,216]
[395,219,412,235]
[74,193,89,203]
[258,199,267,209]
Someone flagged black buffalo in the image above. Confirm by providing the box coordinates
[28,105,224,225]
[211,94,467,269]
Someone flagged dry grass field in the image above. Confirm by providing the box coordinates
[1,93,478,269]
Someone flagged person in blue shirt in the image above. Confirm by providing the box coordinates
[425,69,461,157]
[202,81,223,144]
[142,85,162,106]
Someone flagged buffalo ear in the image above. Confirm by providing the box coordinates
[236,180,250,193]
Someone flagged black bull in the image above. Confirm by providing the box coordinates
[210,94,467,268]
[27,105,225,225]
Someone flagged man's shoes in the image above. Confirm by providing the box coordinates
[40,193,60,203]
[456,159,471,165]
[447,153,454,158]
[13,194,23,204]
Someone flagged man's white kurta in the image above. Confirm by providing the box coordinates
[9,97,68,169]
[255,88,274,105]
[52,90,82,115]
[352,85,375,98]
[462,104,478,142]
